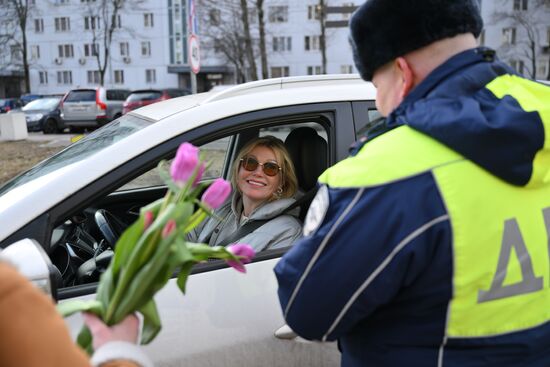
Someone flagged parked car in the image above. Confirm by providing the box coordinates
[60,87,130,131]
[20,93,44,105]
[122,88,191,114]
[0,75,378,367]
[22,96,64,134]
[0,98,23,113]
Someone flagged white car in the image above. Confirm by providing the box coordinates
[0,75,378,366]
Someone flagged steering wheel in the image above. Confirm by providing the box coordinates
[94,209,127,249]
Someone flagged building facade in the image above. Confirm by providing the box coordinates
[0,0,548,97]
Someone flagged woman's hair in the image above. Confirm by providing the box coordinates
[231,135,298,200]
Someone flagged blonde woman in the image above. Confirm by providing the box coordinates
[188,136,302,252]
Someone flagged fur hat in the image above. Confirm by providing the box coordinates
[349,0,483,81]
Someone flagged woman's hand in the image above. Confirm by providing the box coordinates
[83,312,139,350]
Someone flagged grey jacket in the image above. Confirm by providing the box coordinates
[187,193,302,252]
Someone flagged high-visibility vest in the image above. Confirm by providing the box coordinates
[320,75,550,338]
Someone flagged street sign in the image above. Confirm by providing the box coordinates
[188,34,200,74]
[188,0,199,35]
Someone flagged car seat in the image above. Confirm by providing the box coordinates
[284,126,328,220]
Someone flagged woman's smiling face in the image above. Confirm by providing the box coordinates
[237,145,281,208]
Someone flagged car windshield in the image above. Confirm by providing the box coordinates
[22,97,61,111]
[65,90,96,102]
[0,99,9,106]
[0,114,153,196]
[127,91,162,102]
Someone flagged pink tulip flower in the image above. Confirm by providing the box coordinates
[162,219,177,238]
[226,244,255,273]
[201,178,232,209]
[143,211,154,230]
[170,143,202,187]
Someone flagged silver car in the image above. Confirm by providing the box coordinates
[60,87,129,132]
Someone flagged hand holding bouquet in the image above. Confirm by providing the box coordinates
[58,142,255,353]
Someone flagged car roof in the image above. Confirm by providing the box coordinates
[134,74,374,121]
[0,74,375,240]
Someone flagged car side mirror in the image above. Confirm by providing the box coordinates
[0,239,59,299]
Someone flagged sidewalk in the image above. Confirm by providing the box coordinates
[17,132,78,148]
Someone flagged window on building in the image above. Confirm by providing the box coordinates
[307,66,322,75]
[30,45,40,59]
[268,6,288,23]
[34,18,44,33]
[84,16,100,30]
[54,17,71,31]
[58,44,74,58]
[340,65,353,74]
[114,70,124,84]
[341,2,355,20]
[84,43,98,57]
[141,41,151,56]
[87,70,100,84]
[10,45,22,62]
[308,5,321,20]
[270,66,289,78]
[305,35,320,51]
[57,70,72,84]
[120,42,129,56]
[547,26,550,45]
[81,0,96,2]
[536,59,548,78]
[248,7,257,23]
[510,59,524,74]
[272,36,292,52]
[39,71,48,85]
[144,13,154,27]
[55,0,70,4]
[209,9,221,26]
[513,0,528,10]
[146,69,156,83]
[502,27,516,45]
[113,14,121,28]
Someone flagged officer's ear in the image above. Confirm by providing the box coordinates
[395,57,414,100]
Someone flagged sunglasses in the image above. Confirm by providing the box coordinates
[240,157,281,177]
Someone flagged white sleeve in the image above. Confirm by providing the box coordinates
[91,341,154,367]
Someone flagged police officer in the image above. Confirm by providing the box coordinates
[275,0,550,366]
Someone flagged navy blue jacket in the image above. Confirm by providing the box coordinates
[275,48,550,367]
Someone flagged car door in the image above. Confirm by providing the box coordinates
[20,102,356,366]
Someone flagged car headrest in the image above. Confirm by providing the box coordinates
[284,127,327,192]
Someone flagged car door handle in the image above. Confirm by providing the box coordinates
[274,324,298,340]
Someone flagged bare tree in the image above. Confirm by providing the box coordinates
[255,0,268,79]
[240,0,258,80]
[492,0,549,79]
[83,0,144,85]
[0,0,35,93]
[319,0,327,74]
[199,0,263,83]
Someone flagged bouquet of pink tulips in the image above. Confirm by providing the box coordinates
[58,142,255,353]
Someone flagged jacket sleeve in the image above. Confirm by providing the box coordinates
[275,179,448,342]
[0,262,90,367]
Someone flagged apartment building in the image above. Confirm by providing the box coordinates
[0,0,548,97]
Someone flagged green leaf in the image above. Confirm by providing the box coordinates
[111,234,175,322]
[95,267,114,307]
[183,210,208,233]
[158,163,181,194]
[57,299,104,318]
[176,262,195,294]
[76,325,93,355]
[139,300,162,345]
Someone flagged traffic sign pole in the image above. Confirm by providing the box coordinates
[187,0,200,94]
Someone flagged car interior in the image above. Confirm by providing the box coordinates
[47,120,329,291]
